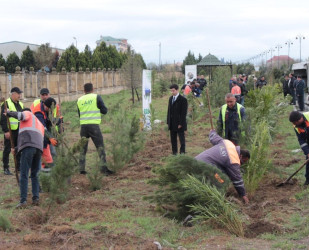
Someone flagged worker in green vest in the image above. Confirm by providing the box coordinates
[77,83,113,176]
[217,93,246,145]
[0,87,24,175]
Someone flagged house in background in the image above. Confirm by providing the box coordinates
[0,41,64,59]
[266,55,295,68]
[96,36,129,52]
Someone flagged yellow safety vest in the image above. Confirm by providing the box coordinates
[221,103,243,136]
[77,93,101,125]
[6,98,24,130]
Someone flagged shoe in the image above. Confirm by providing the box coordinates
[304,180,309,186]
[100,166,114,176]
[4,169,13,175]
[80,170,87,175]
[16,201,27,209]
[32,199,39,206]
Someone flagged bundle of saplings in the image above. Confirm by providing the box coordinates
[146,155,231,219]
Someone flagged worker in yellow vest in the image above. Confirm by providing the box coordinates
[217,93,245,146]
[0,87,24,175]
[77,83,113,176]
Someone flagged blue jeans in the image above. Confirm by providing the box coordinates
[19,147,42,203]
[240,96,245,106]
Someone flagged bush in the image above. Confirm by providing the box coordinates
[146,155,231,219]
[243,121,272,195]
[87,159,103,191]
[182,175,244,237]
[0,212,12,232]
[108,108,144,171]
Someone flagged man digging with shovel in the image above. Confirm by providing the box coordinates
[289,111,309,186]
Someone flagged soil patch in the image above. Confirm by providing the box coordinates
[245,220,281,238]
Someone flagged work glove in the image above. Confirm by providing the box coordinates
[49,138,58,146]
[56,116,64,126]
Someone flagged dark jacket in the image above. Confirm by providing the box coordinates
[167,94,188,131]
[198,78,207,90]
[217,103,245,144]
[293,113,309,156]
[295,79,305,96]
[195,130,246,197]
[289,76,296,89]
[283,79,289,92]
[1,99,23,133]
[238,82,248,96]
[256,79,267,88]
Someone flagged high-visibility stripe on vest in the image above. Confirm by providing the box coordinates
[221,103,243,136]
[294,112,309,134]
[6,98,24,130]
[223,139,240,165]
[77,94,101,125]
[30,99,41,112]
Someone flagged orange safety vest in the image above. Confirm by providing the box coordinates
[223,139,240,165]
[231,85,241,95]
[32,102,47,119]
[184,85,192,95]
[19,111,44,139]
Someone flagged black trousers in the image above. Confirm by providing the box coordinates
[2,130,20,171]
[297,94,304,111]
[170,130,185,155]
[79,124,106,172]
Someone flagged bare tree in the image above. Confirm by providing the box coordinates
[120,51,143,104]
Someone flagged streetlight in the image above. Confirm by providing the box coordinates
[296,35,305,62]
[285,40,293,69]
[269,48,275,70]
[73,37,77,48]
[159,42,161,70]
[275,44,282,68]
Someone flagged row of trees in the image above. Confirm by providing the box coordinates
[0,42,146,74]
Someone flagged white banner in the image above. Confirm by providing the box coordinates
[185,65,197,84]
[142,69,152,130]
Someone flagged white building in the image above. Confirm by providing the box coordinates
[96,36,129,52]
[0,41,65,59]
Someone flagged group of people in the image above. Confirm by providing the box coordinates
[283,74,306,111]
[181,75,208,97]
[1,83,113,208]
[167,83,249,204]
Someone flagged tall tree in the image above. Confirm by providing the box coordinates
[181,50,197,73]
[51,50,60,69]
[6,52,20,73]
[34,43,54,70]
[120,51,143,103]
[20,46,35,70]
[56,45,79,71]
[0,54,5,67]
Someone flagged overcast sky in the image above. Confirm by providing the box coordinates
[1,0,309,65]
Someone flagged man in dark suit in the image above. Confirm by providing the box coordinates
[167,84,188,155]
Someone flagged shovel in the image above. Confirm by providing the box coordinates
[277,159,309,187]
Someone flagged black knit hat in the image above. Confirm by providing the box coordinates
[40,88,49,95]
[289,111,303,123]
[44,97,56,108]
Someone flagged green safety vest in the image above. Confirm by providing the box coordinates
[6,98,24,130]
[77,93,101,125]
[221,103,243,136]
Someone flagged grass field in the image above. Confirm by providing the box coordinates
[1,88,309,249]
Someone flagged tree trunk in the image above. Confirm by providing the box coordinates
[135,88,140,101]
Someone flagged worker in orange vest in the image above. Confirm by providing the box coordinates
[231,81,241,104]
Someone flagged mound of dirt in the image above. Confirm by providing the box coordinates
[245,220,281,238]
[50,225,77,244]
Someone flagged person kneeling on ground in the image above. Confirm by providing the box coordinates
[195,130,250,204]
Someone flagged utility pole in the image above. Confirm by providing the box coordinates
[269,48,275,70]
[296,35,305,62]
[73,37,77,48]
[159,42,161,70]
[275,44,282,69]
[285,40,293,69]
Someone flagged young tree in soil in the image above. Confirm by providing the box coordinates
[146,155,231,219]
